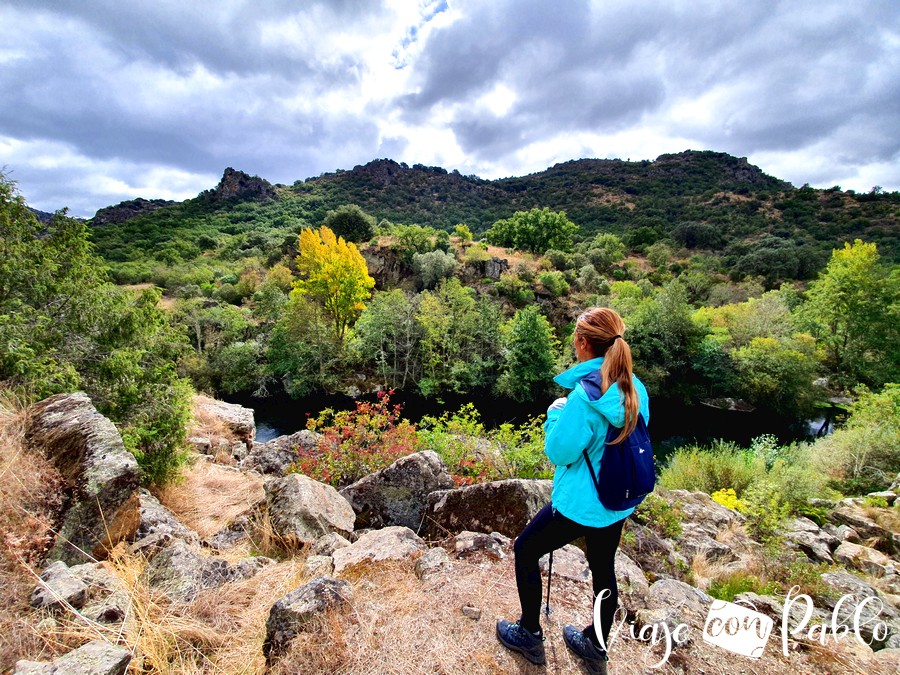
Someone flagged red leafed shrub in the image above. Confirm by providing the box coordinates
[290,391,420,487]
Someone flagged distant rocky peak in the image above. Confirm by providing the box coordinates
[91,198,176,226]
[206,167,277,203]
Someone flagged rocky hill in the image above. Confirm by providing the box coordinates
[4,393,899,674]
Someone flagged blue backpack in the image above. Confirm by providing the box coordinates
[579,370,655,510]
[583,413,654,510]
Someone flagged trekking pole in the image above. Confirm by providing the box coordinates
[544,550,553,615]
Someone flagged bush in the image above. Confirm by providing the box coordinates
[495,272,534,306]
[412,249,457,289]
[632,492,683,538]
[659,440,765,496]
[708,572,777,602]
[536,270,569,297]
[290,391,419,487]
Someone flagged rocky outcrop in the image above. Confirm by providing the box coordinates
[202,167,277,204]
[265,474,355,547]
[131,489,201,557]
[451,531,506,561]
[425,479,552,539]
[415,547,451,580]
[332,526,427,574]
[26,393,141,564]
[30,560,131,626]
[482,256,509,280]
[831,503,900,556]
[91,197,175,226]
[340,451,453,531]
[819,572,900,648]
[14,640,131,675]
[312,532,352,557]
[637,578,714,640]
[264,577,354,661]
[145,540,274,602]
[242,430,319,475]
[196,399,256,448]
[834,541,895,577]
[783,516,841,563]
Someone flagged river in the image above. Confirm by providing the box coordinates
[225,388,833,461]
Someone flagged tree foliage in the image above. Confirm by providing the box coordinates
[0,173,191,484]
[496,305,558,402]
[484,208,579,254]
[294,226,375,339]
[322,204,376,242]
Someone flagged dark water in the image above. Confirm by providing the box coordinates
[225,388,830,460]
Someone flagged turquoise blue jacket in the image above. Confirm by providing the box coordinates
[544,357,650,528]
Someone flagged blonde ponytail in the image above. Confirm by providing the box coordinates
[574,308,639,444]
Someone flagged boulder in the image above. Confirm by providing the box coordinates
[834,541,895,577]
[187,436,212,455]
[783,516,840,564]
[452,531,505,561]
[540,544,589,583]
[415,547,451,580]
[304,555,335,577]
[231,441,249,462]
[868,491,898,506]
[14,640,131,675]
[242,430,319,475]
[824,523,861,544]
[26,393,141,564]
[132,489,201,557]
[831,506,899,556]
[340,451,453,531]
[30,561,88,610]
[734,591,831,636]
[265,474,355,547]
[145,540,274,602]
[664,489,743,537]
[312,532,352,557]
[264,577,354,661]
[615,551,651,615]
[638,579,714,637]
[196,398,256,447]
[819,572,900,647]
[205,514,254,551]
[425,479,552,539]
[333,526,427,574]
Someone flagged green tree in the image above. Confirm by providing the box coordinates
[496,305,558,401]
[485,208,579,254]
[412,249,457,289]
[352,290,423,389]
[0,173,191,484]
[798,240,899,387]
[294,226,375,339]
[323,204,376,243]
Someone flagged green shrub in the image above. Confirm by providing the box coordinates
[633,492,683,539]
[537,270,570,297]
[660,440,765,496]
[708,572,777,602]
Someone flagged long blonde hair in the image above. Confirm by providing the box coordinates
[574,307,638,444]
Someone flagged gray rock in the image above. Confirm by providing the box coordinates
[734,591,830,636]
[187,436,212,455]
[145,540,273,602]
[30,561,88,610]
[14,639,131,675]
[824,523,861,544]
[196,398,256,447]
[26,393,141,565]
[312,532,352,557]
[641,578,714,633]
[452,531,505,561]
[677,528,737,563]
[831,506,899,556]
[425,479,552,539]
[264,577,354,661]
[333,526,427,574]
[205,514,254,551]
[242,430,319,475]
[134,489,201,552]
[540,544,589,583]
[483,256,509,280]
[834,541,894,577]
[462,605,482,620]
[340,451,453,531]
[890,473,900,493]
[783,517,840,564]
[231,441,249,462]
[304,555,335,577]
[265,474,355,547]
[615,551,651,615]
[819,572,899,647]
[665,490,744,537]
[415,547,451,580]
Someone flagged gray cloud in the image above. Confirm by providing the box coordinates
[1,0,897,216]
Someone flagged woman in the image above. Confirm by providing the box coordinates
[496,307,650,675]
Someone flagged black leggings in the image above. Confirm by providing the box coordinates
[514,503,626,645]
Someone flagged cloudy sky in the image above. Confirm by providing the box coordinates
[2,0,898,218]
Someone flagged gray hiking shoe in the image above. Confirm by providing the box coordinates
[563,624,608,675]
[496,619,546,665]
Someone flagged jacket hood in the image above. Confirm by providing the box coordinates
[553,357,604,389]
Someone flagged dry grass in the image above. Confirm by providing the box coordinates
[483,245,541,273]
[189,395,241,445]
[0,391,66,670]
[155,459,265,540]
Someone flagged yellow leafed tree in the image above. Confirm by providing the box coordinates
[294,226,375,339]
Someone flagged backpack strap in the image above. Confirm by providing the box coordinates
[583,448,602,500]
